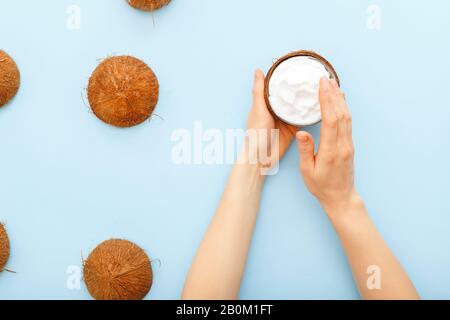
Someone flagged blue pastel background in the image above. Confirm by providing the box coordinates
[0,0,449,300]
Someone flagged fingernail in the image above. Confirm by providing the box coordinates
[297,132,308,142]
[255,69,262,80]
[320,77,329,90]
[330,78,339,89]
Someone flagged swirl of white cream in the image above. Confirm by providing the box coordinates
[269,56,331,126]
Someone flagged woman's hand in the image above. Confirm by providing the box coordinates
[296,77,419,299]
[244,70,297,169]
[183,70,292,300]
[296,77,359,216]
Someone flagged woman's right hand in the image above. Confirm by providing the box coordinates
[296,78,419,300]
[295,77,360,218]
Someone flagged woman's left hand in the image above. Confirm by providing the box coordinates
[245,69,297,169]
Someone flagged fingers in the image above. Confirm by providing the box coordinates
[318,77,353,158]
[318,77,338,154]
[329,79,353,151]
[328,79,347,146]
[296,131,315,174]
[252,69,267,109]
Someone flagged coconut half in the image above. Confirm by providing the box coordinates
[0,50,20,108]
[87,55,159,128]
[264,50,340,127]
[83,239,153,300]
[127,0,171,11]
[0,224,10,272]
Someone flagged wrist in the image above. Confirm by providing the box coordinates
[237,135,272,176]
[236,145,266,183]
[322,190,367,226]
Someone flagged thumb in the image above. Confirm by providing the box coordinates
[252,69,268,110]
[296,131,315,173]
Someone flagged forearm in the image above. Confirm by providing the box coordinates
[327,193,419,300]
[182,151,265,300]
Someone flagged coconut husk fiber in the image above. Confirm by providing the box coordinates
[0,50,20,108]
[0,224,10,272]
[83,239,153,300]
[87,55,159,128]
[127,0,171,11]
[264,50,340,126]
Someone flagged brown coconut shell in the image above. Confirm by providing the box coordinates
[0,224,10,272]
[83,239,153,300]
[127,0,171,11]
[0,50,20,107]
[264,50,340,126]
[87,55,159,128]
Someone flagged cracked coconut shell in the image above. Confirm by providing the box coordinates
[87,55,159,128]
[0,224,10,272]
[127,0,171,11]
[83,239,153,300]
[264,50,340,126]
[0,50,20,107]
